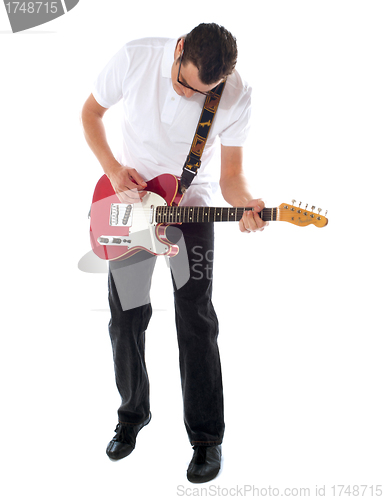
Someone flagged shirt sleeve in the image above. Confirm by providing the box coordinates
[92,45,129,109]
[219,84,252,147]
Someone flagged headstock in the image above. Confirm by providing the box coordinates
[278,200,328,228]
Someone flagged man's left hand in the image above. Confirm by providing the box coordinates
[239,199,269,233]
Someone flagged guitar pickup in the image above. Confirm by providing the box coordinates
[110,203,133,227]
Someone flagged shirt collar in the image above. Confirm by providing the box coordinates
[162,38,177,78]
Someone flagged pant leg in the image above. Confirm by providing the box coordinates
[108,251,157,423]
[168,223,225,445]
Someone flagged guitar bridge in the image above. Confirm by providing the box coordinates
[110,203,133,227]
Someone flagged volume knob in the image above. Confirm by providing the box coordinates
[98,237,109,244]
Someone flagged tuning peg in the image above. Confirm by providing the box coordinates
[292,199,296,206]
[318,208,322,214]
[299,201,302,208]
[305,203,308,210]
[311,206,315,212]
[325,210,328,217]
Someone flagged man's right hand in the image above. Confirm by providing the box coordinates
[106,163,148,204]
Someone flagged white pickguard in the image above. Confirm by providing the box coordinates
[98,192,170,256]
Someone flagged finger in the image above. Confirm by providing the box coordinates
[245,210,258,231]
[127,169,147,189]
[246,199,265,212]
[251,210,266,230]
[245,210,268,232]
[124,178,148,200]
[239,215,251,233]
[254,198,265,211]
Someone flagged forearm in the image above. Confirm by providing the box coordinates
[220,171,254,207]
[220,145,267,233]
[81,99,120,177]
[219,145,254,206]
[81,94,147,203]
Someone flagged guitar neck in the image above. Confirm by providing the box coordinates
[156,206,278,224]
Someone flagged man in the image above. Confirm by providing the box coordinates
[82,23,267,483]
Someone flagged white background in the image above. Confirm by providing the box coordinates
[1,1,383,498]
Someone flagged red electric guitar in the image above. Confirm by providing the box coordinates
[90,174,328,261]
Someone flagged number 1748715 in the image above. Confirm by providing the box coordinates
[5,2,59,14]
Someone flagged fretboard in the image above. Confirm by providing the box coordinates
[156,206,278,224]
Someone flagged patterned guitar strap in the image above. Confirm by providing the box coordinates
[179,79,226,194]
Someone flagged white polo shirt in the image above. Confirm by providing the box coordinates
[92,37,252,206]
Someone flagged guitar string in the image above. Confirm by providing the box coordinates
[110,207,315,212]
[126,209,321,215]
[113,208,275,213]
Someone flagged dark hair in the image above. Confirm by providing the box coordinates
[183,23,238,85]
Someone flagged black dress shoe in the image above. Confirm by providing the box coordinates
[106,413,151,460]
[187,445,222,483]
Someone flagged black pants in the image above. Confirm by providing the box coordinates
[107,223,224,445]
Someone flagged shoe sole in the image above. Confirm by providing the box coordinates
[187,468,221,484]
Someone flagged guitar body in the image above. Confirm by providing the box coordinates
[90,173,183,261]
